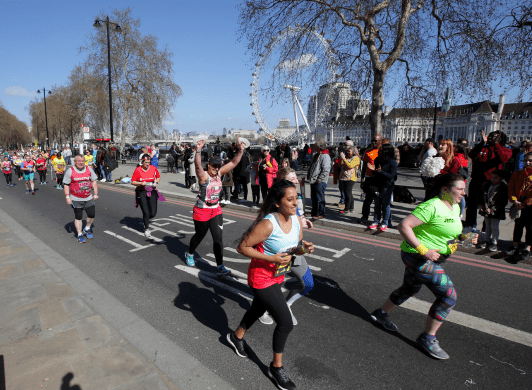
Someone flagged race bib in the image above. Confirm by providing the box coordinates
[79,181,91,191]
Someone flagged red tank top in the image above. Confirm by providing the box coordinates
[69,166,92,198]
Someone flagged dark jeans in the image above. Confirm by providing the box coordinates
[260,179,269,201]
[465,177,489,228]
[373,185,394,225]
[361,178,376,220]
[342,180,355,211]
[338,180,346,203]
[512,206,532,245]
[310,182,327,216]
[236,178,248,200]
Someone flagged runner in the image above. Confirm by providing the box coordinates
[226,180,314,390]
[84,150,94,167]
[150,144,159,168]
[259,167,314,326]
[52,152,66,189]
[36,153,47,185]
[369,173,476,360]
[12,153,23,181]
[131,154,164,237]
[20,154,35,195]
[184,138,244,276]
[2,156,13,187]
[63,155,99,244]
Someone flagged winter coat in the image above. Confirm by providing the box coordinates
[372,157,398,189]
[477,181,508,220]
[258,155,278,188]
[508,168,532,206]
[188,151,196,176]
[307,150,331,184]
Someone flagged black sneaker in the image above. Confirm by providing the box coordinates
[268,363,296,390]
[478,241,487,249]
[370,309,398,332]
[520,250,531,261]
[488,243,498,252]
[416,334,450,360]
[226,332,247,358]
[505,247,519,256]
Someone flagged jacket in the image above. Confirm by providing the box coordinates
[477,181,508,220]
[258,155,278,188]
[469,143,512,181]
[307,150,331,184]
[508,168,532,206]
[339,156,360,182]
[188,151,196,176]
[372,158,398,189]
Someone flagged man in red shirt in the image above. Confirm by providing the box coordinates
[36,153,47,185]
[359,134,382,222]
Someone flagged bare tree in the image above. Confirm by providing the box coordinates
[238,0,531,137]
[0,105,30,148]
[81,8,183,151]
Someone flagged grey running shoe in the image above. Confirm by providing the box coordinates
[268,363,296,390]
[370,309,398,332]
[488,243,498,252]
[259,311,274,325]
[478,241,487,249]
[217,265,231,277]
[416,334,450,360]
[227,332,247,358]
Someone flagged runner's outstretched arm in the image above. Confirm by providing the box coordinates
[219,143,244,176]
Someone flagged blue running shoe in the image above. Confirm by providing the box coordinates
[84,228,93,239]
[185,252,195,266]
[217,265,231,277]
[78,235,86,244]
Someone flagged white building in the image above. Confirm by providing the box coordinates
[272,119,298,139]
[228,129,259,140]
[384,95,532,145]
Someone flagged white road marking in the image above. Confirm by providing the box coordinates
[174,265,253,302]
[104,230,155,252]
[149,223,185,238]
[224,247,322,271]
[313,245,350,258]
[122,226,165,243]
[306,254,333,262]
[402,297,532,348]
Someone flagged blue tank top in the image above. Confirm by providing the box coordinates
[262,213,300,256]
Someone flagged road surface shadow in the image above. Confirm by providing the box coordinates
[61,373,81,389]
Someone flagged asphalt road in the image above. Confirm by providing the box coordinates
[1,180,531,390]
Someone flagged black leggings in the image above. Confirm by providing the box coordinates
[4,173,12,185]
[56,173,64,187]
[240,283,294,353]
[189,213,223,265]
[74,205,95,220]
[38,170,46,183]
[15,166,23,178]
[135,190,158,229]
[343,180,355,211]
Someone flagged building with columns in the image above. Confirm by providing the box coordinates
[384,95,532,145]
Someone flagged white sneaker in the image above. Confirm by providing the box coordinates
[259,312,274,325]
[287,304,297,325]
[144,229,151,237]
[100,178,106,182]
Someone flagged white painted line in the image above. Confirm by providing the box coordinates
[313,245,350,258]
[224,247,322,272]
[174,265,253,302]
[402,297,532,348]
[208,252,250,264]
[333,247,351,258]
[164,216,194,227]
[150,223,185,237]
[104,230,155,252]
[122,226,165,243]
[307,253,334,262]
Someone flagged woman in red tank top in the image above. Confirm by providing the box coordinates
[131,154,161,237]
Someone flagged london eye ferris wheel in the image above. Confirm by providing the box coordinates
[250,24,338,143]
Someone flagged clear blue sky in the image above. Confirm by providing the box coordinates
[0,0,258,135]
[0,0,522,137]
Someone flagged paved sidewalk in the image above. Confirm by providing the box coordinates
[0,208,235,390]
[103,162,517,250]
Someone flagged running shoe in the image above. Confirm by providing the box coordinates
[369,222,379,230]
[520,250,531,261]
[25,190,29,195]
[144,229,151,237]
[10,183,13,187]
[43,182,47,185]
[478,241,487,249]
[370,309,398,332]
[6,185,9,187]
[39,182,43,185]
[488,243,498,252]
[505,246,519,256]
[84,228,93,239]
[31,191,35,195]
[226,332,247,358]
[379,224,388,232]
[216,265,231,277]
[259,311,274,325]
[78,235,87,244]
[268,363,296,390]
[185,252,195,267]
[287,305,297,326]
[56,186,61,190]
[100,178,106,182]
[416,334,450,360]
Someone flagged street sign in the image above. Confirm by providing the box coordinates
[83,127,90,133]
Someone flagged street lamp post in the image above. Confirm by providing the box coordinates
[37,88,51,150]
[93,16,122,143]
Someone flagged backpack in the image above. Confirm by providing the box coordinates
[393,185,417,204]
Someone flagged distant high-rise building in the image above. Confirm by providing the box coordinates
[223,127,227,136]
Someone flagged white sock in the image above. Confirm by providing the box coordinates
[84,227,90,231]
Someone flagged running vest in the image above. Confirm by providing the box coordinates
[2,161,12,174]
[22,160,34,172]
[151,150,159,164]
[195,174,222,208]
[69,166,92,198]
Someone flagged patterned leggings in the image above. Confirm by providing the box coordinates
[390,251,457,321]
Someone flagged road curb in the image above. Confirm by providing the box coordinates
[0,207,236,390]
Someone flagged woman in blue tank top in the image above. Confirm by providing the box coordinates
[150,145,159,168]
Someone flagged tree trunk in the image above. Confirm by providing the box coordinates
[120,110,129,152]
[370,68,386,138]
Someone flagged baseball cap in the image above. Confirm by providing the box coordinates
[209,155,223,165]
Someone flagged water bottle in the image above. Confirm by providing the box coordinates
[461,227,478,248]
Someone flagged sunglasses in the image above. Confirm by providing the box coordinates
[372,139,380,143]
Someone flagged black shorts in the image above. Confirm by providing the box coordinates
[71,199,96,220]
